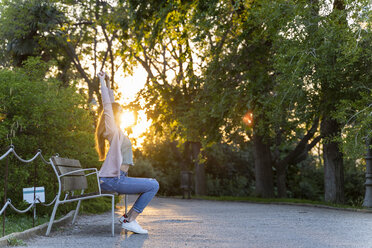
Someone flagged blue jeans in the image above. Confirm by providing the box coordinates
[100,171,159,213]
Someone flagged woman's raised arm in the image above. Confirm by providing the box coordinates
[98,71,118,140]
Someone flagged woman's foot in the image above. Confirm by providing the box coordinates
[119,211,148,234]
[121,220,148,234]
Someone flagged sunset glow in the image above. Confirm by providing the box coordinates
[243,111,253,126]
[115,67,151,146]
[120,110,136,129]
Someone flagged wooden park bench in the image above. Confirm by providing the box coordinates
[46,156,121,236]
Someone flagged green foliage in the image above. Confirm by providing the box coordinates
[343,158,366,207]
[203,143,255,196]
[0,0,64,67]
[134,129,256,197]
[274,0,372,160]
[0,57,100,216]
[113,0,205,142]
[334,90,372,161]
[132,134,182,196]
[286,159,324,201]
[283,153,366,206]
[125,0,370,202]
[206,175,252,197]
[7,238,26,246]
[80,196,119,214]
[0,0,369,210]
[0,0,126,97]
[129,157,158,179]
[269,0,371,201]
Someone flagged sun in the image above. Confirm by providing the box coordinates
[114,67,152,147]
[119,109,152,148]
[120,110,136,129]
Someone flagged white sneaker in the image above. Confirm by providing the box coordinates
[121,220,148,234]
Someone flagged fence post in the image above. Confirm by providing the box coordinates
[363,138,372,207]
[33,160,37,227]
[2,156,9,237]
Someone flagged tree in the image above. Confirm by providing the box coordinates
[190,0,325,198]
[0,0,124,106]
[112,0,209,194]
[275,0,371,202]
[334,21,372,161]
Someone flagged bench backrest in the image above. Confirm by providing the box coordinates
[51,156,88,192]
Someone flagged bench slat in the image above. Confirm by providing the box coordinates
[62,176,88,191]
[52,157,81,168]
[57,166,85,176]
[52,156,88,191]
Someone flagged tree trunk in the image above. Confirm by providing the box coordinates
[191,142,206,195]
[321,117,344,203]
[169,141,188,171]
[253,134,274,198]
[363,138,372,207]
[276,164,287,198]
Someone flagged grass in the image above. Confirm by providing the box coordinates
[0,214,51,237]
[176,195,372,211]
[7,238,26,246]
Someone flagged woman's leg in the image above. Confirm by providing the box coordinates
[105,172,159,219]
[100,172,159,217]
[100,173,159,234]
[115,176,159,216]
[126,208,139,222]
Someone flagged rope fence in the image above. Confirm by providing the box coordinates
[0,145,57,237]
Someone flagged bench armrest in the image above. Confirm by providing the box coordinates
[85,171,99,177]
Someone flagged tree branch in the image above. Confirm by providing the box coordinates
[276,117,320,169]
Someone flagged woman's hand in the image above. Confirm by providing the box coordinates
[120,164,130,173]
[104,72,110,82]
[98,71,106,83]
[98,71,111,88]
[104,72,110,88]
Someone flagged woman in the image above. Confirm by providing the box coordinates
[96,71,159,234]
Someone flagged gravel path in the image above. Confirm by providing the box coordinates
[13,196,372,248]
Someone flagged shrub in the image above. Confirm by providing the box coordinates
[286,159,324,201]
[0,58,100,217]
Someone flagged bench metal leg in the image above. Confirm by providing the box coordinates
[46,201,59,236]
[111,195,115,236]
[72,199,81,225]
[123,194,128,235]
[72,190,84,225]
